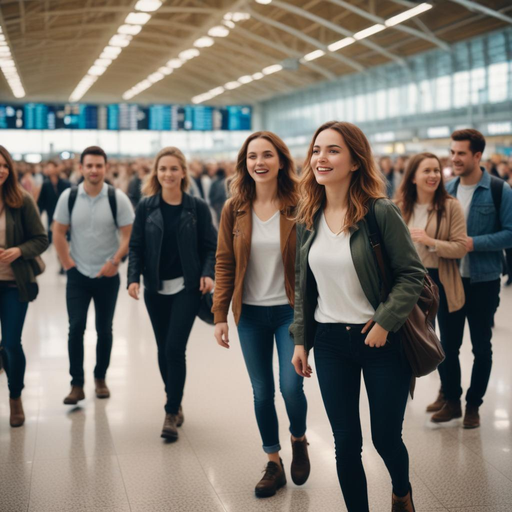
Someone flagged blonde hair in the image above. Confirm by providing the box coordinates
[229,131,299,211]
[142,147,190,196]
[295,121,386,231]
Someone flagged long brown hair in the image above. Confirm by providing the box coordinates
[295,121,386,231]
[0,145,24,208]
[396,152,448,224]
[142,146,190,196]
[229,131,298,211]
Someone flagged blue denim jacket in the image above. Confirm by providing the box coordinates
[446,168,512,283]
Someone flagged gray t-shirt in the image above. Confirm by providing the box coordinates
[457,183,478,278]
[54,183,134,278]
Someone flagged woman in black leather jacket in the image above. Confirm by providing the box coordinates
[127,146,217,441]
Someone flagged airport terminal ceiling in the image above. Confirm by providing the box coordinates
[0,0,511,107]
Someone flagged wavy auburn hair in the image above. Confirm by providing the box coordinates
[229,131,299,211]
[142,146,190,197]
[295,121,386,231]
[395,152,448,224]
[0,145,24,208]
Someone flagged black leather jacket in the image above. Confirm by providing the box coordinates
[127,192,217,293]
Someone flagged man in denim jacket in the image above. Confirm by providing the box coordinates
[432,129,512,428]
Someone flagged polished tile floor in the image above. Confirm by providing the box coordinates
[1,248,511,512]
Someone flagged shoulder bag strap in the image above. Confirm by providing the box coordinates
[107,185,118,228]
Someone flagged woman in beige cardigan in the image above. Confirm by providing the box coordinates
[396,152,467,417]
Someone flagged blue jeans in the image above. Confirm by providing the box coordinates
[314,323,412,511]
[0,287,29,399]
[237,304,307,454]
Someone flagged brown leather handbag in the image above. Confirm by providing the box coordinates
[365,200,445,378]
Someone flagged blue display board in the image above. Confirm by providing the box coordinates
[0,103,251,131]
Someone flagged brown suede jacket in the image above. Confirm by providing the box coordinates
[212,198,296,325]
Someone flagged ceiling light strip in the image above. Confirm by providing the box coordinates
[69,1,163,103]
[122,5,250,101]
[0,25,25,98]
[190,3,433,104]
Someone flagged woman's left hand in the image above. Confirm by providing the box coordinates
[409,228,435,247]
[0,247,22,264]
[361,319,389,348]
[199,276,214,295]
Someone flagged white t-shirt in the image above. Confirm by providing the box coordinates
[309,213,375,324]
[457,183,477,278]
[242,210,288,306]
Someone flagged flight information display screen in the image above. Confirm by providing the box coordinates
[0,103,251,131]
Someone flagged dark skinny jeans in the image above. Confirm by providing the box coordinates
[314,323,412,511]
[430,270,500,407]
[0,286,29,399]
[66,268,120,387]
[144,288,201,415]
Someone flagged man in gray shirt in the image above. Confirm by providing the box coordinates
[53,146,134,405]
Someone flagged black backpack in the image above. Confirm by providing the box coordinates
[68,184,118,227]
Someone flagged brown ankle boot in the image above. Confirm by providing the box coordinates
[176,406,184,427]
[161,413,178,440]
[426,391,446,413]
[9,398,25,427]
[94,379,110,399]
[63,386,85,405]
[463,404,480,429]
[291,436,310,485]
[392,485,415,511]
[255,458,286,498]
[431,400,462,423]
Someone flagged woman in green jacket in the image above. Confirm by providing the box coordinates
[0,146,49,427]
[290,122,425,512]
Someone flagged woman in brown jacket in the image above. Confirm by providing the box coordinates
[213,131,310,498]
[0,146,49,427]
[396,152,467,419]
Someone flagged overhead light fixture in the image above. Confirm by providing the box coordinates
[159,66,172,75]
[255,0,272,4]
[194,36,214,48]
[225,12,250,22]
[95,58,112,67]
[303,49,325,62]
[353,24,385,40]
[0,31,25,98]
[88,65,107,76]
[252,72,264,80]
[148,72,164,83]
[385,3,432,27]
[102,46,122,57]
[223,20,235,29]
[328,37,354,52]
[134,0,162,12]
[208,26,230,37]
[238,75,253,84]
[167,59,182,69]
[125,12,151,25]
[179,48,200,61]
[118,24,142,35]
[225,81,242,90]
[109,34,132,47]
[210,87,225,96]
[262,64,283,75]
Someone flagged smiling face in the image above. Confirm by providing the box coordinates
[450,140,481,177]
[80,154,106,186]
[157,155,186,192]
[246,137,281,184]
[413,157,441,196]
[311,129,357,187]
[0,153,10,188]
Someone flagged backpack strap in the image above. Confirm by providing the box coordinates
[365,199,391,297]
[490,176,504,230]
[107,185,118,228]
[68,186,78,221]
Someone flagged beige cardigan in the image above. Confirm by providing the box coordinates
[425,197,467,312]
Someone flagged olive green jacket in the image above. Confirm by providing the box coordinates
[6,193,49,302]
[290,199,426,351]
